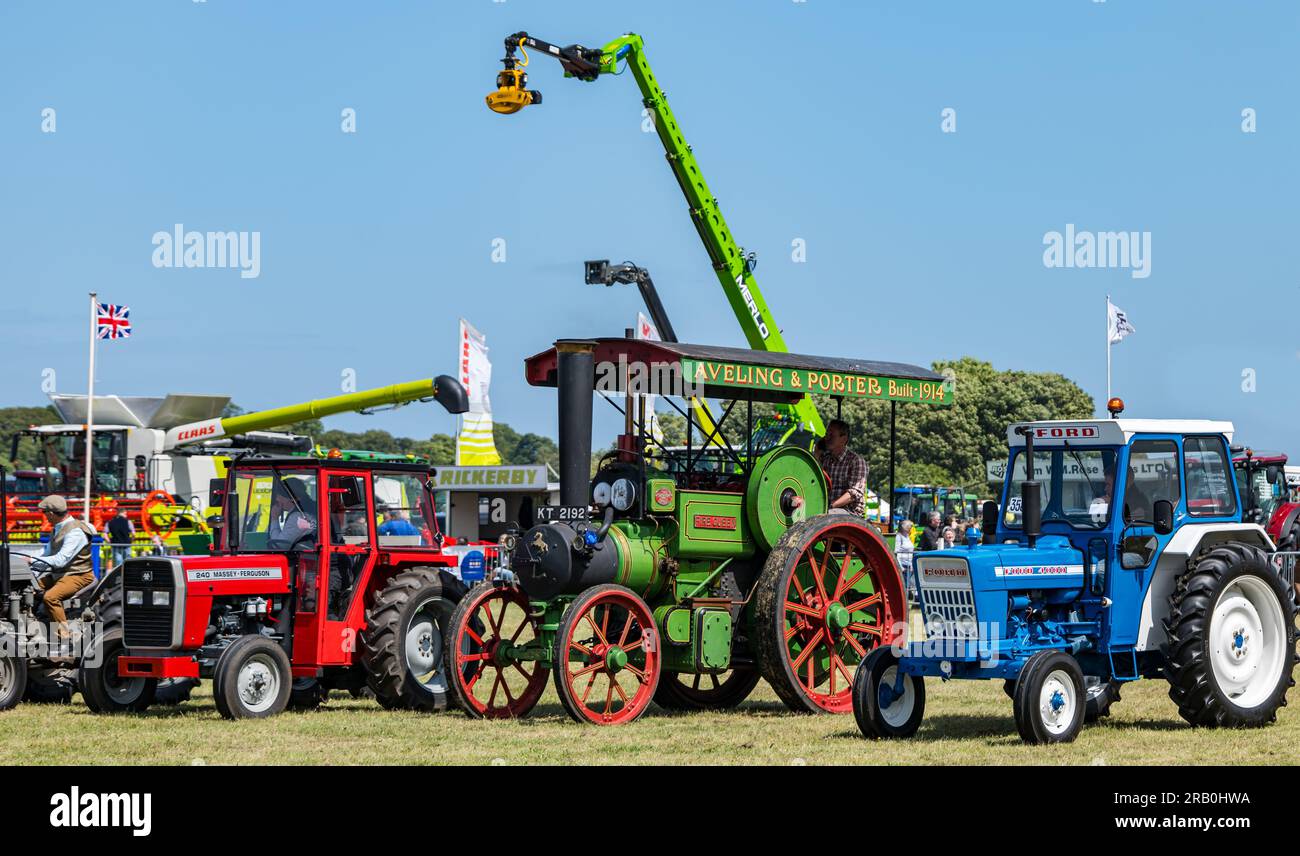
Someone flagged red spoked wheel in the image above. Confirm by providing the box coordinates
[553,584,661,725]
[445,583,549,719]
[754,514,907,713]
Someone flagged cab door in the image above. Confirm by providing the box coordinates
[1107,437,1183,647]
[317,471,377,665]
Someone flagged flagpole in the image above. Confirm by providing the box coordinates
[84,292,97,521]
[1105,293,1111,404]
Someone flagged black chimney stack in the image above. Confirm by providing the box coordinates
[556,340,596,508]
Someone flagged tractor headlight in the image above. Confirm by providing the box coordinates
[955,613,978,638]
[126,590,144,606]
[592,482,612,507]
[151,590,171,607]
[611,478,636,512]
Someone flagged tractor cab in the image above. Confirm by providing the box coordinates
[1233,449,1291,528]
[856,415,1295,746]
[109,457,466,718]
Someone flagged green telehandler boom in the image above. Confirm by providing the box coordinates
[486,31,825,437]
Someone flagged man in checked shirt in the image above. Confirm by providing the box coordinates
[793,419,868,517]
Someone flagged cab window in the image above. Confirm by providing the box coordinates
[1123,440,1180,524]
[1184,436,1236,517]
[373,471,436,546]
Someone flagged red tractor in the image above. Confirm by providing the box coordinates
[82,456,471,718]
[1234,448,1300,602]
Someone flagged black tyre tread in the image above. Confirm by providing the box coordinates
[1163,542,1296,728]
[288,679,329,710]
[360,567,465,712]
[852,647,925,739]
[754,514,902,713]
[653,668,761,711]
[78,588,156,714]
[23,669,76,704]
[212,635,292,720]
[154,678,199,706]
[1084,679,1122,723]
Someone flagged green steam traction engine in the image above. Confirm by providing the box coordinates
[444,337,952,724]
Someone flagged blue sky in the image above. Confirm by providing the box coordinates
[2,1,1297,450]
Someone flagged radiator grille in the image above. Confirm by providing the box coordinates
[916,556,979,641]
[123,560,178,648]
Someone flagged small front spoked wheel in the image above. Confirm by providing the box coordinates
[553,584,661,725]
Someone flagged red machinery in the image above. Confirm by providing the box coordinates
[1234,448,1300,549]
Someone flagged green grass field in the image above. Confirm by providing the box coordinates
[7,666,1299,765]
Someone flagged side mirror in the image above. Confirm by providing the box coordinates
[1266,464,1281,485]
[432,375,470,415]
[981,500,998,545]
[1153,499,1174,535]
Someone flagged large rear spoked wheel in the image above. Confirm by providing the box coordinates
[553,584,660,725]
[755,515,907,713]
[446,583,549,719]
[654,668,761,711]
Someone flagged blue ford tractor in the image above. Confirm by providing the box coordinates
[853,408,1298,744]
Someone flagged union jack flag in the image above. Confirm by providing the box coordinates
[95,303,131,340]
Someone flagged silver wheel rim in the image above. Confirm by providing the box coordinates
[878,665,916,727]
[1038,669,1077,735]
[237,653,281,714]
[1210,575,1286,708]
[405,597,447,694]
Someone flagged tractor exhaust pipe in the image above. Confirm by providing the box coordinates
[555,340,597,508]
[1014,426,1042,550]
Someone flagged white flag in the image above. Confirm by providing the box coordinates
[1107,300,1135,345]
[455,318,501,466]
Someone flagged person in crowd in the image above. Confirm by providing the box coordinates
[941,526,957,548]
[16,495,97,648]
[107,507,134,567]
[894,519,916,601]
[918,511,944,551]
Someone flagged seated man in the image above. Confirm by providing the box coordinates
[267,479,318,551]
[19,495,98,651]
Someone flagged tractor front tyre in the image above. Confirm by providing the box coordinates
[1165,543,1296,727]
[445,582,549,719]
[852,647,925,739]
[754,515,907,713]
[288,678,329,710]
[654,668,761,711]
[362,567,466,712]
[1012,650,1085,744]
[1084,677,1122,723]
[0,649,27,711]
[553,584,661,725]
[212,636,292,720]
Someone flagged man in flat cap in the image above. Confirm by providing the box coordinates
[18,495,99,645]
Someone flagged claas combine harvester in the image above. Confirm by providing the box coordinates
[444,338,952,724]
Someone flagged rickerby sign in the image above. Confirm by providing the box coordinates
[429,465,547,491]
[679,359,951,406]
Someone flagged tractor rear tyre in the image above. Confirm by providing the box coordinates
[754,514,907,713]
[1084,677,1122,723]
[0,649,26,711]
[288,678,329,710]
[1165,543,1296,727]
[445,582,549,719]
[852,647,925,739]
[654,668,761,711]
[362,567,466,712]
[553,584,661,725]
[212,635,291,720]
[1012,650,1085,744]
[24,668,76,704]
